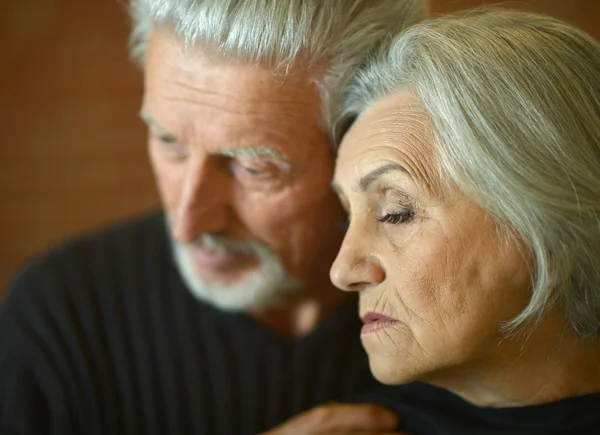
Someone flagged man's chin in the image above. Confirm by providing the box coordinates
[190,261,261,287]
[172,243,301,312]
[182,270,298,312]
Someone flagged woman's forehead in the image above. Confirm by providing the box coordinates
[335,93,437,190]
[341,94,429,151]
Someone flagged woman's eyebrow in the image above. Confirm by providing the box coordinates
[359,164,408,191]
[331,163,409,195]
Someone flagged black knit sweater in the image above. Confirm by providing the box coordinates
[0,211,379,435]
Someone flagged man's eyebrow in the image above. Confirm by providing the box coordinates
[218,147,290,164]
[139,110,175,138]
[139,111,289,166]
[359,164,408,191]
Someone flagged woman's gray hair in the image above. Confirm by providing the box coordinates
[128,0,429,140]
[341,8,600,339]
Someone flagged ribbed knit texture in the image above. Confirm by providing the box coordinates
[356,382,600,434]
[0,211,378,435]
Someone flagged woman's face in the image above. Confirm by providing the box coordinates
[331,92,532,386]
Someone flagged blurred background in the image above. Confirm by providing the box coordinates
[1,0,599,294]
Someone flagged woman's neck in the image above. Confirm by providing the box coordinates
[429,312,600,408]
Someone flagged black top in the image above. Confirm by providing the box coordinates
[356,369,600,434]
[0,211,380,435]
[2,211,600,435]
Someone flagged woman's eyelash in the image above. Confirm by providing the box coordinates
[376,210,414,225]
[337,209,414,230]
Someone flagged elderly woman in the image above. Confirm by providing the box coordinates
[330,9,600,435]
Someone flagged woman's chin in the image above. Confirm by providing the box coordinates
[368,355,419,386]
[363,330,420,385]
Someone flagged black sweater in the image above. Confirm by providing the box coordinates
[356,382,600,434]
[2,211,600,434]
[0,212,380,435]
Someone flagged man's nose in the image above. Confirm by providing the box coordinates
[330,223,385,292]
[171,156,231,243]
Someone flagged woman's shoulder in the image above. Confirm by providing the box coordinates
[356,382,600,435]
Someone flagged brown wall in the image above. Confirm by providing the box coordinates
[1,0,599,293]
[1,0,157,292]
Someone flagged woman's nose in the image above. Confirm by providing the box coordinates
[330,227,385,292]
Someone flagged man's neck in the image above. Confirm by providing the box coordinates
[250,286,351,339]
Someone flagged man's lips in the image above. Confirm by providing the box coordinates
[360,312,401,335]
[191,246,251,269]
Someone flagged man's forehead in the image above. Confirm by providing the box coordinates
[147,30,319,89]
[143,32,334,160]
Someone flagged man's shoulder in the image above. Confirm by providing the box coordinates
[19,209,164,271]
[70,209,167,253]
[2,210,169,318]
[0,210,171,432]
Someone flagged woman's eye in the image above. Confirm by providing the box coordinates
[376,210,414,225]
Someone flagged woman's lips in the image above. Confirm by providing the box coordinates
[360,312,401,335]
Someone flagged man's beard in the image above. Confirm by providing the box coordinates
[168,227,301,312]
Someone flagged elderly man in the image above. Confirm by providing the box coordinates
[0,1,427,434]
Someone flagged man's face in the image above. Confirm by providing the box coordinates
[142,31,345,311]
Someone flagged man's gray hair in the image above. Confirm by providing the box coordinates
[341,8,600,338]
[128,0,429,140]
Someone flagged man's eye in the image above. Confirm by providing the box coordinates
[243,166,262,175]
[232,159,274,178]
[151,133,189,161]
[159,135,178,145]
[228,158,288,190]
